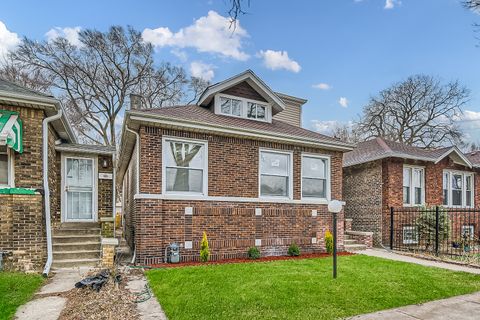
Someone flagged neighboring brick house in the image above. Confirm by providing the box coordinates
[343,137,480,246]
[117,70,354,264]
[0,79,115,273]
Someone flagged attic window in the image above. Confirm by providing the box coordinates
[214,94,271,122]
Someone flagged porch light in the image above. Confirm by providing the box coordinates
[102,158,109,168]
[328,200,343,279]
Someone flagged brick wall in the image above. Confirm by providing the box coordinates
[343,161,384,245]
[126,126,345,263]
[98,155,114,219]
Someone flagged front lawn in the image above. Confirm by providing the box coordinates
[147,255,480,320]
[0,272,44,320]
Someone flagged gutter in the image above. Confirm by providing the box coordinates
[42,109,63,276]
[125,125,140,264]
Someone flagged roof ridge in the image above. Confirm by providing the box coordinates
[375,137,392,153]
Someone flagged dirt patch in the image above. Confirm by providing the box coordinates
[149,252,354,268]
[58,270,139,320]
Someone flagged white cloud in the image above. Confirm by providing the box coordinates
[312,83,332,90]
[142,11,249,61]
[384,0,400,10]
[339,97,349,108]
[45,26,82,46]
[190,61,215,81]
[0,21,20,58]
[257,50,301,73]
[311,120,342,135]
[171,49,188,62]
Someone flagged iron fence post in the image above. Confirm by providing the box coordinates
[390,207,394,250]
[435,206,439,256]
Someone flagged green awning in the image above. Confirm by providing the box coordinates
[0,110,23,153]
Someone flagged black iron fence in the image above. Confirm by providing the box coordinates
[390,206,480,258]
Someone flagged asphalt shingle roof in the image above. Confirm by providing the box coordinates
[133,105,351,148]
[343,137,455,167]
[0,78,52,99]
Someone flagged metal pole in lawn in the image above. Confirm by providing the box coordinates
[328,200,343,279]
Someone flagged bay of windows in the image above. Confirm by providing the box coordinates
[163,139,207,194]
[302,155,329,199]
[403,166,424,206]
[443,171,474,207]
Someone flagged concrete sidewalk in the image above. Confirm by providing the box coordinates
[356,248,480,274]
[349,291,480,319]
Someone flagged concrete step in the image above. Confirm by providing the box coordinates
[53,242,101,251]
[53,250,101,260]
[54,228,101,236]
[52,258,101,269]
[52,235,101,244]
[344,239,357,245]
[58,222,100,229]
[344,244,368,251]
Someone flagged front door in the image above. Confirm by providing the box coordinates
[64,157,95,222]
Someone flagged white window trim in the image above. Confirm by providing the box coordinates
[161,136,209,196]
[300,153,331,201]
[402,165,425,207]
[0,147,14,188]
[403,226,419,244]
[258,148,293,200]
[443,170,474,208]
[214,93,272,123]
[60,154,98,223]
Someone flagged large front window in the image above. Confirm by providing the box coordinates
[259,150,291,198]
[164,138,207,194]
[403,166,424,206]
[302,155,329,199]
[443,171,474,207]
[0,146,11,186]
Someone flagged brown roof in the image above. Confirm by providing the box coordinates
[131,105,352,148]
[343,137,466,167]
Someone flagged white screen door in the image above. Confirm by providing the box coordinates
[65,157,95,221]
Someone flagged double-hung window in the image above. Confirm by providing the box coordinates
[259,150,292,198]
[301,155,330,199]
[403,166,424,206]
[220,96,242,117]
[247,102,266,120]
[0,146,12,187]
[443,171,474,207]
[163,138,207,195]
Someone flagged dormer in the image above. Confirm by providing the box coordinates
[197,70,287,124]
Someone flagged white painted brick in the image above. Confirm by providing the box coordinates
[184,241,193,249]
[185,207,193,215]
[255,239,262,246]
[255,208,262,216]
[311,237,317,244]
[312,209,318,217]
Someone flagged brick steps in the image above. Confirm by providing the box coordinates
[52,223,101,269]
[344,234,367,251]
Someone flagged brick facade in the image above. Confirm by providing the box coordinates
[343,156,480,247]
[124,126,345,264]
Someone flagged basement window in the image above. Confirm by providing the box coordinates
[403,226,419,244]
[0,146,12,187]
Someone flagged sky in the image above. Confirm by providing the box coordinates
[1,0,480,143]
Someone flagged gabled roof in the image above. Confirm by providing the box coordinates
[197,69,287,115]
[343,137,473,168]
[0,79,76,143]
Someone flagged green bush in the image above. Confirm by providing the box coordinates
[200,231,210,262]
[325,231,334,255]
[416,207,451,251]
[287,243,300,256]
[247,247,261,260]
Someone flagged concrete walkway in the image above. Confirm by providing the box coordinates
[126,273,168,320]
[357,248,480,274]
[350,291,480,319]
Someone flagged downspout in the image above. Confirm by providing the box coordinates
[112,153,116,237]
[42,109,63,276]
[125,126,140,264]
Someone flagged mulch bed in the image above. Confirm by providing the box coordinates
[149,252,354,268]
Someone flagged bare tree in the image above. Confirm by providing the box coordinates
[227,0,250,28]
[464,0,480,11]
[331,123,361,144]
[356,75,469,148]
[0,57,54,94]
[10,26,195,146]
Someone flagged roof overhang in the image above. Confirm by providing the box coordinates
[434,147,472,168]
[117,110,353,182]
[56,143,116,155]
[197,70,287,115]
[0,90,76,143]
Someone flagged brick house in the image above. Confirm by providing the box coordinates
[117,70,354,264]
[0,79,115,273]
[343,137,480,246]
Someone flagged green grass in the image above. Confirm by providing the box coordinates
[0,272,44,320]
[147,255,480,320]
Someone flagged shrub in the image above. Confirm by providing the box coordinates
[325,231,334,254]
[200,231,210,262]
[416,207,451,251]
[247,247,261,260]
[287,243,300,256]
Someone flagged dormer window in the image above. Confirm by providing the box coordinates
[214,93,271,122]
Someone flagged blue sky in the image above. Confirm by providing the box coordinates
[1,0,480,142]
